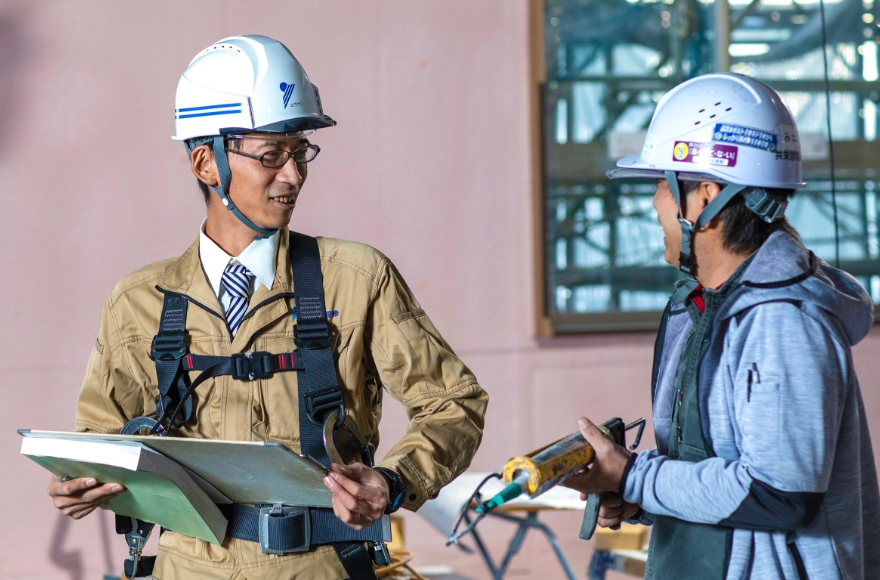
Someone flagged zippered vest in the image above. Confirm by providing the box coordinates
[644,266,754,580]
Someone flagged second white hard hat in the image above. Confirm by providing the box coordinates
[608,72,805,189]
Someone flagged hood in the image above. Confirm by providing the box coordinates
[717,231,875,346]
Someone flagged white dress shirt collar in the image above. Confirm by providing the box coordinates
[199,220,278,298]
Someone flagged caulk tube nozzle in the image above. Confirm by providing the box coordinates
[476,472,529,513]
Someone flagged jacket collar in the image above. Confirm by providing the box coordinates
[157,228,295,347]
[199,222,279,296]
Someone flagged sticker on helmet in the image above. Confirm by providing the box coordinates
[672,141,738,167]
[280,82,296,109]
[713,123,777,152]
[642,132,659,159]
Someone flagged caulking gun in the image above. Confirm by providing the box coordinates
[446,416,646,546]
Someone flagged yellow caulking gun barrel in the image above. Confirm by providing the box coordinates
[476,417,645,513]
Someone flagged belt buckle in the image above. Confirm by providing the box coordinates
[259,504,310,554]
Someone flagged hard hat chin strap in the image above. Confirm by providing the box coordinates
[209,137,277,240]
[664,170,747,276]
[184,136,278,240]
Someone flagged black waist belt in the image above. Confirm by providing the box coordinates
[219,503,389,555]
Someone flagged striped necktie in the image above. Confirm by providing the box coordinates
[221,262,254,336]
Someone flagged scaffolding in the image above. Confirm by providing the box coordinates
[541,0,880,332]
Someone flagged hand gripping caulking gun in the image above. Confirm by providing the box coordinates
[446,417,646,546]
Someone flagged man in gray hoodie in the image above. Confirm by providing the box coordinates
[563,73,880,579]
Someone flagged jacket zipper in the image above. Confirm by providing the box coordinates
[157,286,226,321]
[241,292,295,322]
[788,541,809,580]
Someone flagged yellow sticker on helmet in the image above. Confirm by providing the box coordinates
[673,142,689,161]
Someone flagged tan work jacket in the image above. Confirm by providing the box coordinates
[75,229,488,579]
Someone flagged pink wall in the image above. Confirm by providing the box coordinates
[1,2,878,579]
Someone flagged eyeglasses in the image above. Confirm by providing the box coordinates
[224,143,320,168]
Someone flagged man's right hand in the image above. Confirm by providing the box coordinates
[591,492,641,528]
[47,476,126,520]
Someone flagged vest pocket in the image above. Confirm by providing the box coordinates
[677,441,711,462]
[647,515,732,580]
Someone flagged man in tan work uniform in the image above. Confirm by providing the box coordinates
[46,35,488,580]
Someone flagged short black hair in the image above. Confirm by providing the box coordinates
[682,180,799,255]
[186,138,242,206]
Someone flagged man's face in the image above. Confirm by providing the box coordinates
[225,132,311,230]
[653,179,684,267]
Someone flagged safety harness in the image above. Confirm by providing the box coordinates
[665,170,789,304]
[117,232,388,579]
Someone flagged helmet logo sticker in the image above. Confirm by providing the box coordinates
[713,123,778,152]
[279,82,296,108]
[673,142,689,161]
[672,141,738,167]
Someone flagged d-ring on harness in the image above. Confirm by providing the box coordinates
[117,232,387,580]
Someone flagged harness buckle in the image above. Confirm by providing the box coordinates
[306,387,346,426]
[294,325,333,350]
[150,331,187,361]
[231,353,251,380]
[371,541,391,567]
[248,352,273,380]
[231,352,274,381]
[259,504,310,554]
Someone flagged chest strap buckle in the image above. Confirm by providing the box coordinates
[231,352,273,381]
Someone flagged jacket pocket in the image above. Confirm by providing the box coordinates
[741,379,781,463]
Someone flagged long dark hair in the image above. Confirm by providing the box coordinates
[682,180,800,255]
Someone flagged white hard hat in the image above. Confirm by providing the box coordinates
[173,35,335,238]
[609,72,805,190]
[173,34,335,141]
[608,73,804,279]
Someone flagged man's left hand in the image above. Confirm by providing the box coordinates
[560,417,633,497]
[323,463,389,530]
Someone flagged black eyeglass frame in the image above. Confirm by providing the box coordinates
[224,143,321,168]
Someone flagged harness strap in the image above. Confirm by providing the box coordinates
[290,231,344,467]
[334,543,382,580]
[151,294,192,427]
[181,352,304,378]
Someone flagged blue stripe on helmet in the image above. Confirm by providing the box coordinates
[175,103,242,113]
[176,109,243,119]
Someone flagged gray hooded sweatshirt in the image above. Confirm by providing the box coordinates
[624,231,880,579]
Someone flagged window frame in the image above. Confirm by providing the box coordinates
[530,0,880,336]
